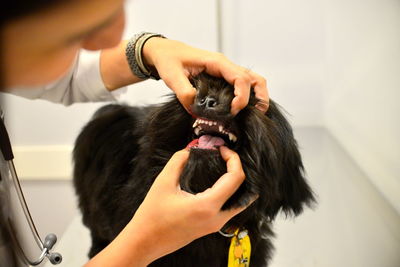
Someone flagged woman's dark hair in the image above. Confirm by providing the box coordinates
[1,0,68,91]
[2,0,67,23]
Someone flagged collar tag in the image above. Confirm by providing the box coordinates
[227,229,251,267]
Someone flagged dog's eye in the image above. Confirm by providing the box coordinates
[200,98,207,104]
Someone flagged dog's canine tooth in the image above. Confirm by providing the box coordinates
[229,133,237,142]
[219,125,223,132]
[193,121,198,128]
[194,127,201,136]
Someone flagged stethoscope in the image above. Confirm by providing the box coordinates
[0,108,62,266]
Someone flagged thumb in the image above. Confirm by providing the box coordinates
[160,65,196,113]
[155,149,190,187]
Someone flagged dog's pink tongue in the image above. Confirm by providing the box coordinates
[198,135,225,150]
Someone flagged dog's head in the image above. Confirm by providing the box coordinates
[147,72,315,227]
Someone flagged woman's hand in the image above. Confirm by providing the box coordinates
[142,38,269,115]
[100,38,269,115]
[86,146,255,267]
[129,146,254,265]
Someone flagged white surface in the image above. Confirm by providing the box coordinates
[42,128,400,267]
[13,146,72,180]
[323,0,400,214]
[222,0,326,126]
[20,180,78,244]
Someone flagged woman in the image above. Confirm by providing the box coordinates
[1,0,269,266]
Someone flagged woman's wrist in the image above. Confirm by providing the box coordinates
[99,40,143,91]
[125,33,165,80]
[141,37,170,71]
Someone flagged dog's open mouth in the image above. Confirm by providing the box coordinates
[187,118,237,150]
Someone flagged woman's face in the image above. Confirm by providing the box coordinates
[2,0,125,88]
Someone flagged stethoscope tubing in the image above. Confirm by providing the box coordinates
[0,109,62,265]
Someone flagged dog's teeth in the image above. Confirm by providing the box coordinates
[219,126,223,132]
[213,121,217,126]
[194,127,201,136]
[193,121,198,128]
[229,133,237,142]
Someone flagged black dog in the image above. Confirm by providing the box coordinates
[73,72,315,266]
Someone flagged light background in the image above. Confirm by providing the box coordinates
[1,0,399,259]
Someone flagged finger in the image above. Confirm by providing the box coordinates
[203,57,252,116]
[159,64,197,113]
[248,72,269,112]
[201,147,245,206]
[231,76,251,116]
[156,149,189,187]
[254,84,269,113]
[220,146,244,174]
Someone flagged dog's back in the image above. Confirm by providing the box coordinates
[73,104,150,256]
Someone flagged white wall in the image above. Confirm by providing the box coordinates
[222,0,326,126]
[323,0,400,213]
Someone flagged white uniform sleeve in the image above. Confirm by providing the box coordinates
[6,50,126,106]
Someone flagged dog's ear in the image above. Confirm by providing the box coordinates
[236,99,315,220]
[265,101,316,217]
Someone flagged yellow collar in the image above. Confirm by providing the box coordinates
[227,229,251,267]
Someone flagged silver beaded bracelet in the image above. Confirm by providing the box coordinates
[125,32,166,80]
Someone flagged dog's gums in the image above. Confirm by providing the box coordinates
[73,72,315,266]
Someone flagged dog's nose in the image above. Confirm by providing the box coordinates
[199,96,218,109]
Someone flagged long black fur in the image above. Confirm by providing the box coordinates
[73,72,315,266]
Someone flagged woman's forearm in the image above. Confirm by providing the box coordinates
[99,40,144,91]
[84,218,154,267]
